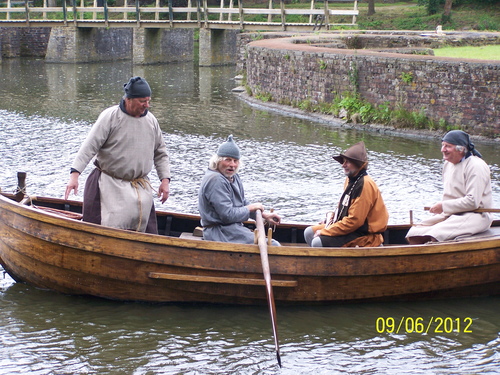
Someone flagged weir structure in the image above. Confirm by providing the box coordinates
[0,0,360,65]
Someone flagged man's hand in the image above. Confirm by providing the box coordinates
[247,203,265,212]
[263,211,281,226]
[429,202,443,214]
[65,172,80,200]
[158,178,170,204]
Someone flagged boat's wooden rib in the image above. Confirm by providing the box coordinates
[148,272,298,287]
[1,192,499,304]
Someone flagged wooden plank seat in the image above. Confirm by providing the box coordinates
[179,231,204,240]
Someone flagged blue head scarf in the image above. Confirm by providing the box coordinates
[442,130,482,159]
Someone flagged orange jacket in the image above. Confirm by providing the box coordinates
[312,172,389,247]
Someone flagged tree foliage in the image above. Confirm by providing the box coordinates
[419,0,500,16]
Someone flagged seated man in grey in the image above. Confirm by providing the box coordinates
[198,135,281,245]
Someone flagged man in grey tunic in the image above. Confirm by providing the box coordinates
[65,76,171,234]
[406,130,493,244]
[198,135,281,244]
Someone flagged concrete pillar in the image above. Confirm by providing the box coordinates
[133,27,146,65]
[199,29,238,66]
[132,28,194,65]
[45,26,78,63]
[46,26,133,63]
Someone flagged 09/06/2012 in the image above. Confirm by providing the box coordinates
[375,316,473,334]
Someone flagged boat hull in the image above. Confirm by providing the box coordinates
[1,194,499,304]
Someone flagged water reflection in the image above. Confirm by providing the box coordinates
[1,281,499,374]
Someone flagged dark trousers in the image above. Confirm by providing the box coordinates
[82,168,158,234]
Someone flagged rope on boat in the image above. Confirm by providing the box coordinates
[130,177,153,232]
[14,185,26,197]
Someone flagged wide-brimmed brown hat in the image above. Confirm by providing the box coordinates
[332,141,368,167]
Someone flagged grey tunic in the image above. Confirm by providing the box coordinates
[406,155,493,242]
[72,105,170,232]
[198,169,256,244]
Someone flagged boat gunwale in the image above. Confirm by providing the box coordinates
[1,193,500,260]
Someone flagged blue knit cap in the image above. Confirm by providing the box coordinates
[442,130,482,158]
[217,135,241,159]
[124,76,152,98]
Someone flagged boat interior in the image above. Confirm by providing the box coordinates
[3,192,499,247]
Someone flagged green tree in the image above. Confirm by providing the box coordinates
[419,0,442,15]
[418,0,452,21]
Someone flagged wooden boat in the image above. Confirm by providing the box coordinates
[1,189,499,305]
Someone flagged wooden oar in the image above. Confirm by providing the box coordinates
[424,207,500,213]
[255,209,282,368]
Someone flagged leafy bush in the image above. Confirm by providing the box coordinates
[286,91,444,131]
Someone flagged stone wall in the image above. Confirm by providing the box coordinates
[45,27,135,63]
[237,30,500,72]
[199,29,239,66]
[237,32,291,72]
[0,27,51,58]
[1,26,193,64]
[244,32,500,137]
[134,28,194,65]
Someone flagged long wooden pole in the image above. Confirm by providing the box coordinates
[255,210,282,368]
[424,207,500,213]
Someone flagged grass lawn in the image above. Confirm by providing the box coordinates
[433,45,500,60]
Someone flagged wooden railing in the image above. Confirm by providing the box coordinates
[0,0,359,31]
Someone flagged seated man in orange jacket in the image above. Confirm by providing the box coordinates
[304,141,389,247]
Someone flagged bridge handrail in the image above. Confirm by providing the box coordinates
[0,0,359,28]
[0,5,359,15]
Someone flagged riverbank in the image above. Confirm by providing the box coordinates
[240,31,500,142]
[235,90,500,146]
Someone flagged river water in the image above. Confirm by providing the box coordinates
[0,59,499,374]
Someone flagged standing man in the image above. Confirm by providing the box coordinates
[406,130,493,244]
[198,135,281,244]
[65,76,171,234]
[304,141,389,247]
